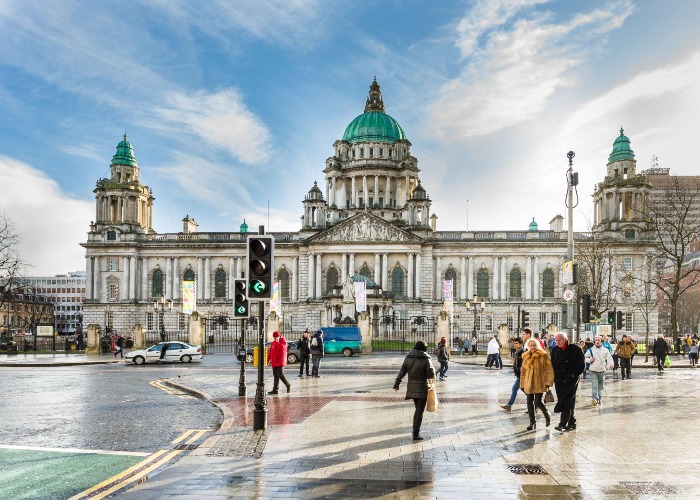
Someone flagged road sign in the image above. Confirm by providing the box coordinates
[563,289,574,302]
[562,260,574,284]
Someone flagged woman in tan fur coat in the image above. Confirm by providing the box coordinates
[520,339,554,430]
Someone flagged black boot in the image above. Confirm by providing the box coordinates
[543,409,551,427]
[527,418,536,431]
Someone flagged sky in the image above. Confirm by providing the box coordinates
[2,0,700,275]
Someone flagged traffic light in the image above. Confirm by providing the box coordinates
[247,235,275,299]
[607,311,615,325]
[233,279,249,318]
[521,310,529,328]
[616,310,625,330]
[581,295,591,323]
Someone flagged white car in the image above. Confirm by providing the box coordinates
[125,341,203,364]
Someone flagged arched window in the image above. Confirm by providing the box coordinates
[325,267,338,295]
[477,268,489,298]
[359,265,372,281]
[542,268,555,297]
[392,267,404,298]
[444,268,457,290]
[510,268,522,298]
[152,269,164,298]
[278,268,290,298]
[214,268,227,298]
[183,269,195,281]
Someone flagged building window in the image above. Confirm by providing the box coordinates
[106,311,114,328]
[352,149,356,158]
[551,312,559,328]
[325,267,338,296]
[359,266,372,281]
[624,257,632,271]
[107,258,119,271]
[510,268,522,298]
[625,229,635,239]
[147,312,154,331]
[476,269,489,298]
[279,268,290,298]
[539,312,547,329]
[485,314,493,331]
[107,231,116,241]
[152,269,164,298]
[214,268,227,298]
[542,269,555,298]
[360,148,364,158]
[183,269,195,281]
[378,197,384,208]
[369,196,374,207]
[369,147,374,157]
[444,268,457,292]
[179,313,187,330]
[108,282,118,300]
[379,148,384,157]
[507,314,514,332]
[392,267,405,298]
[625,312,633,332]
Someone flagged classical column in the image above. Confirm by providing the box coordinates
[165,257,172,300]
[173,257,179,300]
[316,253,322,298]
[292,257,298,301]
[93,257,101,301]
[351,177,356,207]
[122,256,129,300]
[197,257,204,300]
[363,175,368,207]
[415,253,422,299]
[374,254,380,286]
[468,257,474,298]
[460,257,466,300]
[349,254,355,276]
[308,254,315,299]
[525,256,532,300]
[141,257,148,300]
[501,256,507,300]
[436,256,442,300]
[341,253,347,284]
[85,257,93,300]
[374,175,379,206]
[492,256,499,300]
[382,254,388,290]
[204,257,211,300]
[407,253,414,298]
[130,256,137,300]
[229,257,235,298]
[534,256,540,300]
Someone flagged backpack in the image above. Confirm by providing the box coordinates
[311,337,318,347]
[433,346,440,356]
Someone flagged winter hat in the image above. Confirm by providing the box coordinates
[414,340,428,352]
[272,331,280,338]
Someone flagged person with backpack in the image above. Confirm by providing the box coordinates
[310,330,324,377]
[435,337,450,381]
[297,329,311,377]
[653,333,670,371]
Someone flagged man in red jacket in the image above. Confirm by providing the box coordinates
[268,331,291,394]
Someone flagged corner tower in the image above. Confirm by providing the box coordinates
[91,134,154,240]
[320,79,430,228]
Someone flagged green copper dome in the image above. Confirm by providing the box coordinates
[112,133,138,167]
[342,78,406,144]
[529,217,538,231]
[608,127,635,163]
[240,219,248,233]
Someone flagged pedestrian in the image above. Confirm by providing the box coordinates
[617,334,635,380]
[508,336,516,358]
[653,333,670,371]
[436,336,449,380]
[610,338,619,371]
[297,329,311,377]
[76,331,84,350]
[267,331,291,394]
[114,335,124,358]
[689,340,698,367]
[310,329,324,377]
[550,331,585,432]
[393,340,436,441]
[585,336,613,406]
[520,338,554,430]
[675,336,682,355]
[582,337,594,379]
[533,331,546,350]
[462,336,471,355]
[485,335,500,369]
[501,337,524,411]
[159,341,169,363]
[471,334,478,355]
[521,328,533,350]
[601,334,611,353]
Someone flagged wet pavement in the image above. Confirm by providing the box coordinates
[111,353,700,499]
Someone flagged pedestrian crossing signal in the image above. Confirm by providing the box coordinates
[607,311,615,325]
[521,310,529,328]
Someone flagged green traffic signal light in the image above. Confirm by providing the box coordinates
[246,235,274,299]
[233,279,249,318]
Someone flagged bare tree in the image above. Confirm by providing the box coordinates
[0,213,27,307]
[625,254,658,362]
[643,176,700,341]
[676,288,700,336]
[576,229,619,322]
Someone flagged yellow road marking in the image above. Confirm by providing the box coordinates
[185,429,208,444]
[68,449,168,500]
[171,429,195,445]
[149,379,194,399]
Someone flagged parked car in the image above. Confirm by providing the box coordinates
[245,341,300,364]
[319,327,363,356]
[125,341,203,364]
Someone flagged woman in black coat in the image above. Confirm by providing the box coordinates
[653,334,670,371]
[394,341,436,441]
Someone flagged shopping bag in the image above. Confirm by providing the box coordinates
[544,389,554,404]
[664,355,671,368]
[426,380,438,412]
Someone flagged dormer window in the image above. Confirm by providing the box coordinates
[369,147,374,157]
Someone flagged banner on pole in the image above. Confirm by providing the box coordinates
[182,281,196,314]
[354,281,366,312]
[270,281,280,314]
[442,279,453,314]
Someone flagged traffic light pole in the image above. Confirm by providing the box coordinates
[253,225,268,431]
[238,318,246,397]
[566,151,576,339]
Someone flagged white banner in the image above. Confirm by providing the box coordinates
[354,281,366,312]
[442,279,453,314]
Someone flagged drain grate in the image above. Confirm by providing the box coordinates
[174,443,199,451]
[505,464,548,475]
[620,482,676,495]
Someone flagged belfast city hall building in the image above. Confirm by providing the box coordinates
[81,80,657,349]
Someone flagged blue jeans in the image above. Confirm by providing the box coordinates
[311,355,322,376]
[590,371,605,402]
[438,360,448,378]
[486,354,498,367]
[507,377,520,406]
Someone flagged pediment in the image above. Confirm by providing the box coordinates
[307,213,422,244]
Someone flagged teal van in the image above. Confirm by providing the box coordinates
[318,327,362,356]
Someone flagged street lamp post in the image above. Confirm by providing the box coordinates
[465,294,486,348]
[152,296,173,342]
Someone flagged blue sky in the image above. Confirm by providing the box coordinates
[2,0,700,275]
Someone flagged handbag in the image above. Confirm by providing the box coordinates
[426,378,438,412]
[544,389,554,404]
[664,355,671,368]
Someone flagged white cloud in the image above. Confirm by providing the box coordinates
[152,90,273,165]
[0,156,92,275]
[429,0,634,139]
